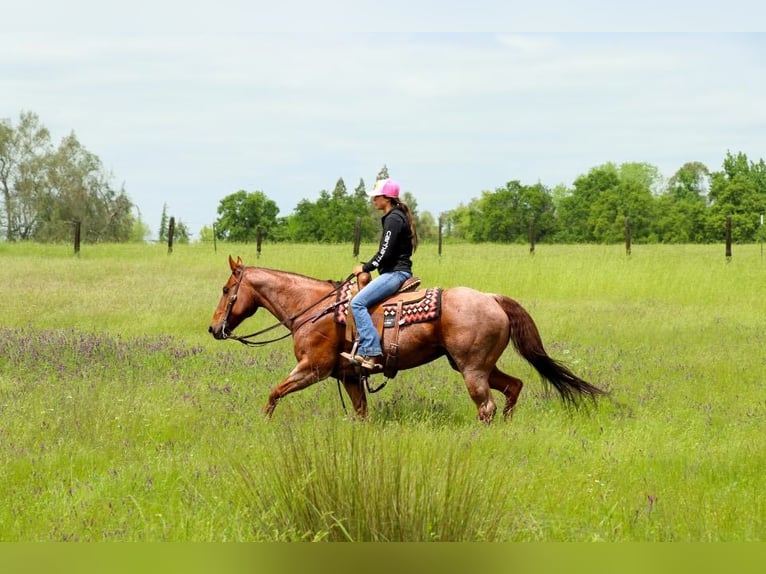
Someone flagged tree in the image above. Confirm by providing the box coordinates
[158,203,190,243]
[667,161,710,202]
[171,220,191,244]
[37,132,135,242]
[130,207,151,243]
[706,151,766,242]
[214,190,280,242]
[441,204,472,240]
[555,165,620,242]
[589,178,656,243]
[1,111,135,242]
[555,163,659,243]
[158,203,169,242]
[706,152,766,242]
[376,164,390,182]
[286,178,375,243]
[464,180,557,243]
[198,225,215,243]
[0,111,51,240]
[416,210,437,242]
[653,162,710,243]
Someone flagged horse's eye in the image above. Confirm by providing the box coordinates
[223,286,229,295]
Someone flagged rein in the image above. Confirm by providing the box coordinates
[223,269,354,347]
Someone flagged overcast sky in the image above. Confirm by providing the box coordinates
[3,2,765,237]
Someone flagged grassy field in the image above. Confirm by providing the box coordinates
[0,241,763,541]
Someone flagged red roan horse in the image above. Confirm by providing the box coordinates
[208,256,606,423]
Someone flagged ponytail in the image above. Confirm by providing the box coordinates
[391,199,419,252]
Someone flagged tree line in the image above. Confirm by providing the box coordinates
[204,165,439,245]
[4,112,765,245]
[448,156,765,244]
[210,155,766,245]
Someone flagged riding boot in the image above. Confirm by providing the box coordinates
[353,354,383,372]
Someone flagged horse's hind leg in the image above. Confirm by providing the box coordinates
[488,367,523,419]
[462,369,497,423]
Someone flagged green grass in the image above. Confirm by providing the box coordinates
[0,241,764,540]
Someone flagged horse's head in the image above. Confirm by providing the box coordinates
[208,255,258,339]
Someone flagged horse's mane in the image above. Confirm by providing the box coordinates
[248,266,340,288]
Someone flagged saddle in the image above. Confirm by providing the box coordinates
[335,274,442,378]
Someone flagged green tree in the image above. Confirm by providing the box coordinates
[556,163,659,243]
[1,111,135,242]
[214,190,280,242]
[705,151,766,242]
[555,165,620,242]
[465,181,556,243]
[287,178,375,243]
[376,164,390,182]
[417,211,437,242]
[198,225,215,243]
[130,208,151,243]
[441,204,472,240]
[158,203,169,242]
[171,219,191,244]
[653,162,710,243]
[158,204,190,244]
[38,132,134,242]
[589,178,656,243]
[0,111,52,240]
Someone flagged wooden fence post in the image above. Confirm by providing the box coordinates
[725,216,732,261]
[529,219,535,255]
[353,217,361,258]
[167,217,175,254]
[625,216,632,256]
[438,214,443,257]
[73,221,81,256]
[256,226,262,258]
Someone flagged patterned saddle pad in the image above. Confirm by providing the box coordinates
[334,281,442,327]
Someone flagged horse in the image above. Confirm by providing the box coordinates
[208,255,607,423]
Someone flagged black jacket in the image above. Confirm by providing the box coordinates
[362,207,413,274]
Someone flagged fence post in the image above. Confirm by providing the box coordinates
[353,217,361,258]
[256,226,262,258]
[167,217,175,254]
[625,216,632,256]
[529,219,535,255]
[212,223,217,253]
[725,216,732,261]
[73,220,81,256]
[438,214,443,257]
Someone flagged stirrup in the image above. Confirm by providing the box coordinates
[353,354,383,372]
[340,342,360,365]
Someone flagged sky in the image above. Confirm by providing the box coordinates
[3,2,765,238]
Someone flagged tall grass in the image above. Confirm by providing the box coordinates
[0,241,763,540]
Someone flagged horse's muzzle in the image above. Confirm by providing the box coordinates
[208,324,228,340]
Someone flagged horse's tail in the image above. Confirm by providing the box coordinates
[494,294,607,406]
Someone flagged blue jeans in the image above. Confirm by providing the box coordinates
[350,270,412,356]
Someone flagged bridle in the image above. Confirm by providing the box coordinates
[220,267,353,347]
[219,265,246,340]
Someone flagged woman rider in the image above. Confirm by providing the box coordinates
[349,178,418,371]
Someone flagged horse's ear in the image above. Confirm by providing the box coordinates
[228,255,242,271]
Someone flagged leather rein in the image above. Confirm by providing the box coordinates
[220,268,353,347]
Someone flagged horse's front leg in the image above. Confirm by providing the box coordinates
[342,376,368,419]
[264,359,327,417]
